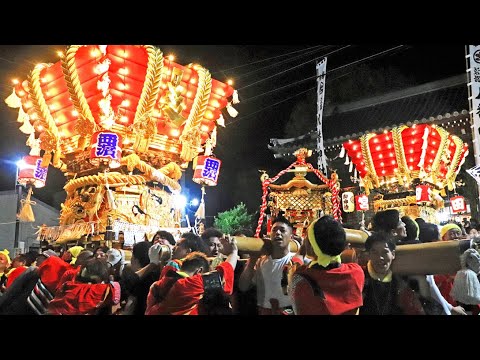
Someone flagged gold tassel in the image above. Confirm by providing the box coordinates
[17,187,36,222]
[195,200,205,219]
[42,152,52,168]
[226,103,238,118]
[77,136,86,150]
[53,147,62,168]
[5,88,21,108]
[216,114,225,127]
[17,106,29,124]
[232,90,240,105]
[195,186,206,219]
[19,116,34,134]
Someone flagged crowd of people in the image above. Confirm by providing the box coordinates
[0,210,479,315]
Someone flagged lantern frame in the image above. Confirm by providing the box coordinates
[192,155,222,187]
[17,155,48,188]
[90,131,123,169]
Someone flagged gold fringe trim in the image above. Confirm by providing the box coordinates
[64,173,147,196]
[133,46,164,124]
[431,126,449,186]
[120,154,181,191]
[180,64,212,162]
[446,136,464,190]
[392,126,409,185]
[28,63,59,152]
[62,45,96,133]
[360,133,379,191]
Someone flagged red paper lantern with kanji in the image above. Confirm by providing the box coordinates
[450,196,467,214]
[355,194,369,211]
[90,131,122,168]
[192,155,222,186]
[17,155,48,188]
[416,184,431,204]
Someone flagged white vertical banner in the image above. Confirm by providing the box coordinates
[466,45,480,205]
[316,58,328,175]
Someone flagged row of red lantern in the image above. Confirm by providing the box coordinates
[89,132,225,186]
[15,131,119,189]
[17,141,223,190]
[342,192,369,212]
[342,124,469,186]
[415,184,466,213]
[343,186,467,214]
[14,45,234,147]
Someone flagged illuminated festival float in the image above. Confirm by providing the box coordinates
[341,123,469,223]
[255,148,342,236]
[6,45,237,244]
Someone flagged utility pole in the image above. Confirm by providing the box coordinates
[13,169,22,250]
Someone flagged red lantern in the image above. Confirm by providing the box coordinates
[90,131,122,168]
[17,155,48,188]
[342,124,469,192]
[192,155,222,186]
[342,192,355,213]
[450,196,467,214]
[416,184,431,204]
[355,194,369,211]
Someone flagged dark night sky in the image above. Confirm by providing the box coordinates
[0,44,468,223]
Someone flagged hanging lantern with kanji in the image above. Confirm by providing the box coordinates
[342,191,355,213]
[450,195,467,214]
[416,184,431,204]
[355,194,369,211]
[90,131,122,168]
[17,155,48,188]
[192,155,222,186]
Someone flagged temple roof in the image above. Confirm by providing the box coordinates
[269,74,470,158]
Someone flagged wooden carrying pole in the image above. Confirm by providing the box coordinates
[392,239,472,275]
[232,236,300,253]
[233,228,369,254]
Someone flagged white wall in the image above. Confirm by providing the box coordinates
[0,190,59,255]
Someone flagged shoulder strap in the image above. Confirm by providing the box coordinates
[294,272,325,299]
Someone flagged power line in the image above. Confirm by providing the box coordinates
[226,45,408,126]
[241,45,406,103]
[212,44,330,74]
[233,45,334,80]
[237,45,352,91]
[226,86,316,127]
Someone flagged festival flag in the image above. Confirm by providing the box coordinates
[316,58,328,175]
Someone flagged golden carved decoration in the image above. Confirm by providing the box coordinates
[132,113,157,153]
[161,67,187,127]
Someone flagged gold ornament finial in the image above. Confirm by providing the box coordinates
[293,148,312,164]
